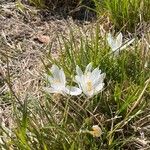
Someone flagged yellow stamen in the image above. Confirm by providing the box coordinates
[53,79,60,84]
[87,80,92,92]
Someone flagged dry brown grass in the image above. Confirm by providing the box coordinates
[0,1,96,134]
[25,0,95,20]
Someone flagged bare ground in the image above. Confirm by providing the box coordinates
[0,1,98,133]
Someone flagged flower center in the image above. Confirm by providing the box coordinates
[87,80,92,92]
[53,79,61,84]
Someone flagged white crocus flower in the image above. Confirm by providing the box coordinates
[107,32,123,52]
[44,65,82,96]
[75,63,105,97]
[107,32,135,55]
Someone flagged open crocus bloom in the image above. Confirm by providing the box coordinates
[75,63,105,97]
[107,32,135,55]
[44,65,82,96]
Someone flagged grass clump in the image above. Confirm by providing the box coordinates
[27,0,90,11]
[93,0,150,32]
[1,24,150,149]
[23,0,150,32]
[19,0,150,34]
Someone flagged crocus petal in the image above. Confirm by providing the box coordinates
[95,83,105,94]
[75,76,88,96]
[92,68,101,75]
[43,87,63,94]
[107,33,116,51]
[116,32,123,49]
[76,65,83,76]
[51,83,65,91]
[107,33,114,46]
[51,65,60,79]
[75,75,88,94]
[91,68,101,81]
[93,73,106,88]
[75,75,82,85]
[107,32,123,52]
[65,86,82,96]
[59,69,66,86]
[85,63,92,74]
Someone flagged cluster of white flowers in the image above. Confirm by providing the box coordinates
[44,32,135,97]
[44,63,106,97]
[43,32,136,138]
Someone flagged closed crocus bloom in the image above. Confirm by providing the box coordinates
[44,65,82,96]
[75,63,105,97]
[107,32,123,52]
[89,125,102,137]
[107,32,135,55]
